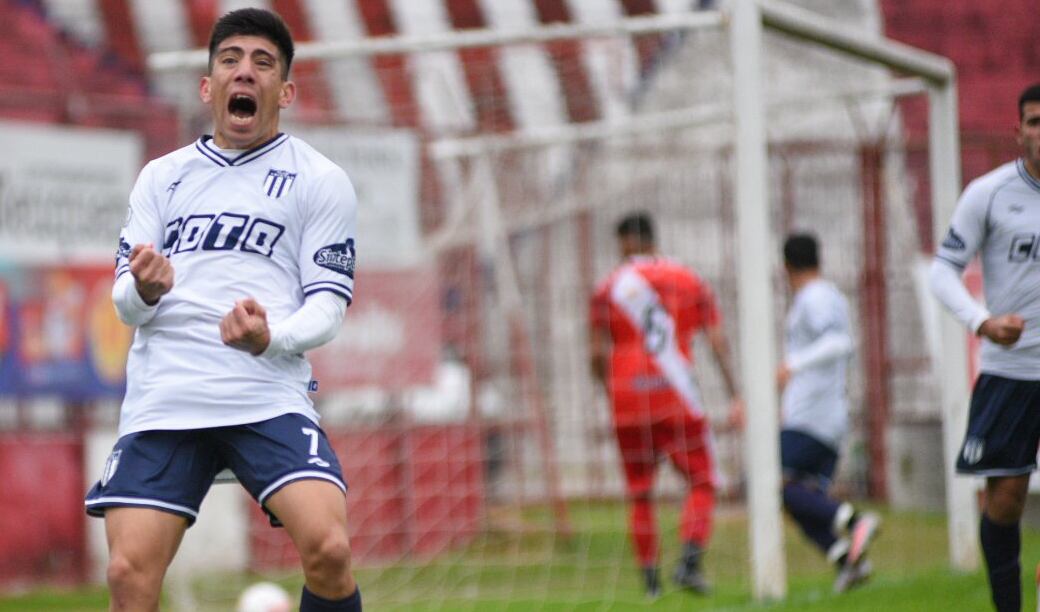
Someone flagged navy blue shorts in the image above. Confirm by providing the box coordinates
[780,429,838,488]
[956,373,1040,476]
[84,413,346,526]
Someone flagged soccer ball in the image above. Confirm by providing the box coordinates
[236,581,292,612]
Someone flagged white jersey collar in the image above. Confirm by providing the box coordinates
[1016,158,1040,193]
[195,133,289,167]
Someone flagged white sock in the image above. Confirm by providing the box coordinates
[832,502,854,536]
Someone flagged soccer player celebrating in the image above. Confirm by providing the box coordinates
[777,233,879,594]
[589,212,744,597]
[930,83,1040,612]
[84,9,362,612]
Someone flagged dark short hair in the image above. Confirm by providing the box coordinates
[616,212,655,244]
[783,233,819,270]
[208,8,294,79]
[1019,83,1040,120]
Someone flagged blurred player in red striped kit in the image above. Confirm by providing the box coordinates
[589,212,744,597]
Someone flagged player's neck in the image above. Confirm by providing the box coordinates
[1023,157,1040,182]
[212,128,279,151]
[623,247,656,260]
[789,270,820,293]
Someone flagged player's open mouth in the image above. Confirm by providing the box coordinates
[228,94,257,121]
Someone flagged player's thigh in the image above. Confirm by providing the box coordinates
[105,506,188,571]
[265,478,350,550]
[217,413,347,525]
[957,374,1040,476]
[85,429,223,526]
[661,413,714,486]
[780,429,838,486]
[614,423,657,495]
[985,474,1031,520]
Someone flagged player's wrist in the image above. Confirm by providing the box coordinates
[251,333,271,356]
[259,326,285,358]
[131,281,161,309]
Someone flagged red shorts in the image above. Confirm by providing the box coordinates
[614,412,715,497]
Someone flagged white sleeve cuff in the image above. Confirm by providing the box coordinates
[969,311,991,335]
[111,272,159,327]
[261,292,347,358]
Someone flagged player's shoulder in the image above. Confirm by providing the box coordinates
[592,266,624,299]
[801,279,849,310]
[654,256,704,284]
[137,142,199,184]
[962,160,1021,201]
[805,278,845,300]
[148,141,197,168]
[284,135,351,181]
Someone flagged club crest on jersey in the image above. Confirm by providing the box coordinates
[101,450,122,487]
[263,169,296,199]
[314,239,355,277]
[942,227,966,251]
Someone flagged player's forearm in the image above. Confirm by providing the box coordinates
[716,357,740,400]
[706,326,739,399]
[786,331,853,372]
[261,292,347,358]
[928,258,989,333]
[589,327,610,389]
[111,271,159,326]
[708,330,740,399]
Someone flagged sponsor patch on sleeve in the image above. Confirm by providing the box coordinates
[313,238,355,277]
[116,236,131,262]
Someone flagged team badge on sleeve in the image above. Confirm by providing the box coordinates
[313,239,355,277]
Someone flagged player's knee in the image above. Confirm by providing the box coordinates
[987,494,1027,523]
[106,554,145,593]
[303,531,353,576]
[781,481,796,508]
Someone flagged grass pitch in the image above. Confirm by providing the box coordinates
[0,502,1019,611]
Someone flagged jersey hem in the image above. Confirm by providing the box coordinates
[117,406,319,437]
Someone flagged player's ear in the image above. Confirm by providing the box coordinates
[278,80,296,110]
[200,76,213,104]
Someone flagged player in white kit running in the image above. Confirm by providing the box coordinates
[777,234,879,594]
[930,83,1040,612]
[84,9,362,611]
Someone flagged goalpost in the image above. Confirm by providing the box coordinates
[147,0,975,605]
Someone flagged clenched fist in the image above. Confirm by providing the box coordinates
[978,314,1025,346]
[220,298,271,355]
[129,243,174,305]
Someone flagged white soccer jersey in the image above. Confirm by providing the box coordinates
[935,159,1040,379]
[781,279,853,449]
[114,133,357,435]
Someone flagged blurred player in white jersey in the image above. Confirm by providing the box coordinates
[777,233,878,594]
[84,9,362,611]
[930,83,1040,612]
